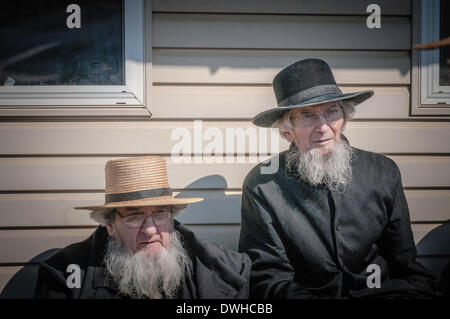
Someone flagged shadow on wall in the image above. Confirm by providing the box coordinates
[153,49,411,77]
[175,174,241,250]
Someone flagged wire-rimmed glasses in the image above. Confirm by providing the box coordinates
[290,106,343,126]
[114,208,171,229]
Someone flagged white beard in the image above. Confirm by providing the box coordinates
[104,230,191,299]
[285,141,354,191]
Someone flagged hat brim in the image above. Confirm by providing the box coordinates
[252,90,374,127]
[74,196,203,211]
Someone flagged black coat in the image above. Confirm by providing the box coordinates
[239,146,438,298]
[35,220,251,299]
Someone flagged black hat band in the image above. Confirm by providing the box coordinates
[105,187,173,204]
[278,84,342,107]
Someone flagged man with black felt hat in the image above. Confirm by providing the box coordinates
[239,59,438,298]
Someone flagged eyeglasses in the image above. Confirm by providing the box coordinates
[114,209,171,229]
[290,106,343,126]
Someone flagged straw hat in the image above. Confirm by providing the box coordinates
[74,156,203,210]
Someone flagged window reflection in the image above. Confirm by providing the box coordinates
[439,0,450,86]
[0,0,124,86]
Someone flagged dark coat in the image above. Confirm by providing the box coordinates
[35,220,251,299]
[239,145,438,298]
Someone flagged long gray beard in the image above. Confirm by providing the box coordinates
[104,230,191,299]
[285,141,354,191]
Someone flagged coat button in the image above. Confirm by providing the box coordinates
[336,224,341,231]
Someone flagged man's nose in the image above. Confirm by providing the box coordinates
[315,114,330,132]
[140,215,158,235]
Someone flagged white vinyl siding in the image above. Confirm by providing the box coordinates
[0,0,449,292]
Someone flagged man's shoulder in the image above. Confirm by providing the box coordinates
[43,226,106,271]
[199,239,251,270]
[352,147,402,184]
[352,147,399,170]
[174,222,250,297]
[176,222,250,273]
[42,241,89,273]
[243,150,289,190]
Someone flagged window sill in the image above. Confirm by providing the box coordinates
[0,106,152,118]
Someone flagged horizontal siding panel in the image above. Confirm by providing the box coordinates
[1,122,450,155]
[0,193,102,228]
[0,191,241,227]
[0,224,441,264]
[0,108,150,117]
[0,228,95,264]
[405,190,450,222]
[391,156,450,189]
[1,190,449,228]
[152,0,411,15]
[152,0,411,16]
[153,49,410,85]
[346,122,450,154]
[152,86,409,119]
[153,14,410,50]
[0,156,449,191]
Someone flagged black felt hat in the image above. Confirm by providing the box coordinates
[253,59,374,127]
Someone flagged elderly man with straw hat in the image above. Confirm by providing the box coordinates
[34,156,251,299]
[239,59,438,299]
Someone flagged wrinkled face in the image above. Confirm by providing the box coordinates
[106,205,172,255]
[281,101,346,154]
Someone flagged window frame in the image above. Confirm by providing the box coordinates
[0,0,151,118]
[412,0,450,116]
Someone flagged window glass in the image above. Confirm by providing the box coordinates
[439,0,450,86]
[0,0,123,86]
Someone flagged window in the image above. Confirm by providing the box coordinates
[412,0,450,115]
[0,0,149,117]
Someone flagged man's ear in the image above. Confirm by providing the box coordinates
[281,130,294,143]
[341,120,347,132]
[106,223,116,237]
